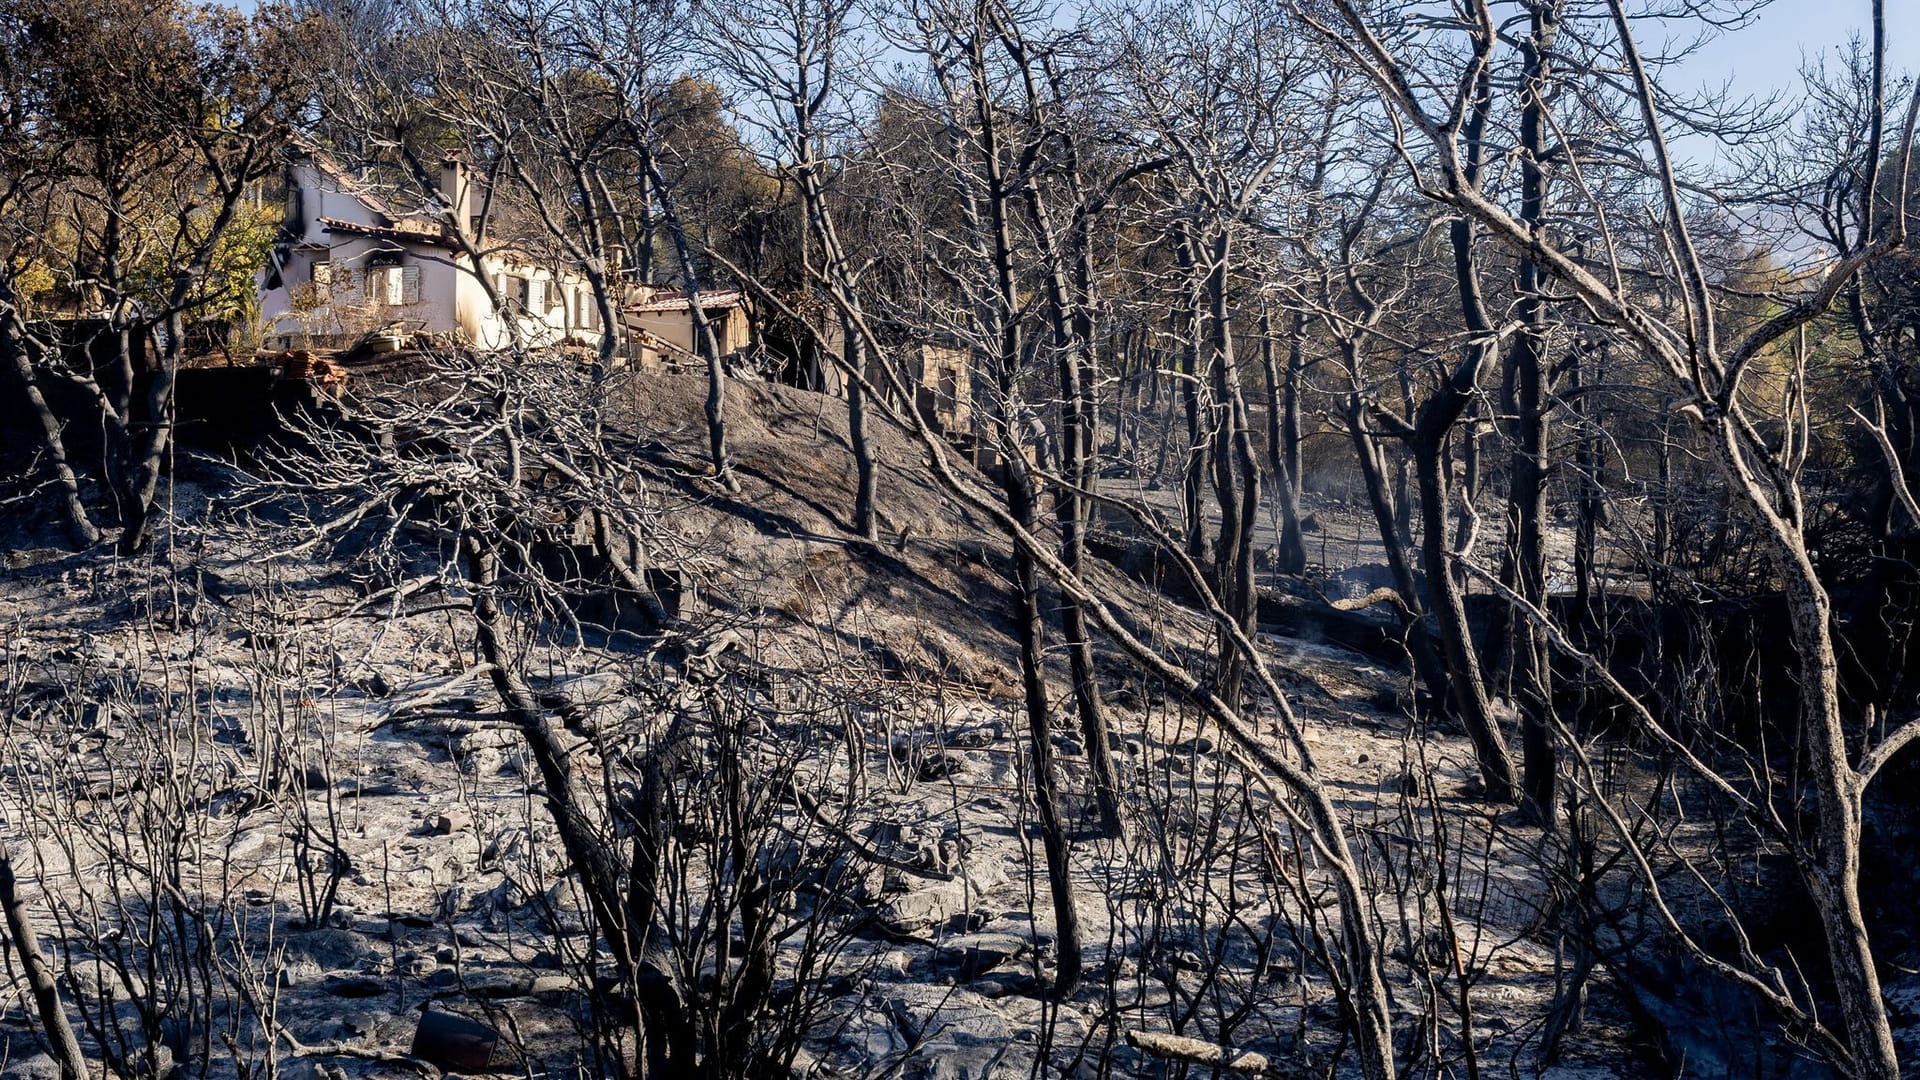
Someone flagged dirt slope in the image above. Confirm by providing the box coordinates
[605,372,1200,691]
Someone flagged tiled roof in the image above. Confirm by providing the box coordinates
[626,289,744,313]
[318,216,455,248]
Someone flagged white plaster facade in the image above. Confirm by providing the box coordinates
[258,149,612,354]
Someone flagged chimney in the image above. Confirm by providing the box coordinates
[440,152,474,234]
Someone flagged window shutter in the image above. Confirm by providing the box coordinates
[527,279,544,312]
[399,265,421,304]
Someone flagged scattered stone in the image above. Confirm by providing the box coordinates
[878,861,1008,936]
[938,911,989,936]
[277,958,323,989]
[944,724,999,749]
[285,928,378,971]
[539,880,590,937]
[536,671,626,710]
[1326,562,1404,602]
[917,752,964,782]
[1154,948,1204,974]
[1,1054,63,1080]
[883,984,1013,1046]
[420,811,471,837]
[456,968,572,1001]
[322,974,388,999]
[398,951,437,978]
[409,1009,508,1073]
[457,744,506,778]
[882,984,1020,1080]
[930,933,1026,980]
[863,948,915,978]
[1170,736,1215,755]
[1126,1030,1268,1075]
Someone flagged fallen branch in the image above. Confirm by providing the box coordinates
[1125,1030,1275,1075]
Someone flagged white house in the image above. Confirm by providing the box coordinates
[259,146,612,354]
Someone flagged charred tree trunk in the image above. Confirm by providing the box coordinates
[461,533,668,1068]
[1506,1,1558,827]
[1767,519,1902,1080]
[1261,308,1307,576]
[1283,311,1306,511]
[1571,343,1605,633]
[1007,458,1084,998]
[1204,231,1260,710]
[1024,184,1126,839]
[1415,427,1517,803]
[1175,232,1210,563]
[0,851,87,1080]
[0,281,97,548]
[1341,389,1450,712]
[1409,64,1520,805]
[844,322,878,542]
[117,319,175,555]
[967,44,1082,994]
[648,161,737,493]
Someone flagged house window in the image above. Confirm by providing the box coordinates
[509,275,530,311]
[376,265,420,306]
[311,261,333,303]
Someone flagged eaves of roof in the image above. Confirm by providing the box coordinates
[625,289,745,314]
[318,216,457,249]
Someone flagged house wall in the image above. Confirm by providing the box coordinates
[261,237,467,345]
[625,306,750,370]
[909,343,973,437]
[462,264,608,352]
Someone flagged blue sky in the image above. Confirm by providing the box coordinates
[1674,0,1918,101]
